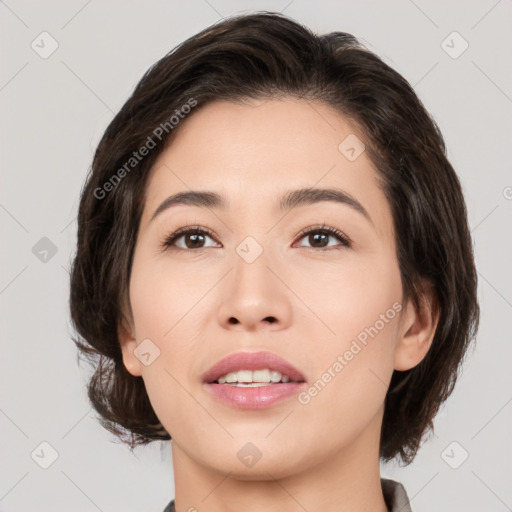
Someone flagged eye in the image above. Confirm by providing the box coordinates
[161,226,220,251]
[161,223,351,252]
[294,224,351,250]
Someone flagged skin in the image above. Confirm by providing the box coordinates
[118,97,438,512]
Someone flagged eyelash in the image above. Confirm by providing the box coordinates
[160,224,351,251]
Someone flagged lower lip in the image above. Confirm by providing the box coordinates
[204,382,307,409]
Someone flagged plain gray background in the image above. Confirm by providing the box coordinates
[1,1,511,511]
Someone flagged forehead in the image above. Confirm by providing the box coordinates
[141,98,392,238]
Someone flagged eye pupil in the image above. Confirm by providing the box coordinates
[186,233,205,248]
[310,232,328,247]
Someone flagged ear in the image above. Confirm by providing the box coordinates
[394,283,440,371]
[117,310,143,377]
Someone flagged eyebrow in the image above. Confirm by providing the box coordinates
[150,187,371,223]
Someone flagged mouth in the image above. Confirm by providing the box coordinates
[202,351,307,409]
[202,350,306,385]
[212,368,301,386]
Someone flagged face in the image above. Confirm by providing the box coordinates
[119,97,416,479]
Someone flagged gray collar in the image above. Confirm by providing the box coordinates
[162,478,413,511]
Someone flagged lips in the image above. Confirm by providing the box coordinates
[202,351,306,384]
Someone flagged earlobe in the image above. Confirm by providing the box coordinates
[394,284,439,371]
[117,312,143,377]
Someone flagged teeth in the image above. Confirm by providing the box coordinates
[229,383,271,388]
[217,369,291,384]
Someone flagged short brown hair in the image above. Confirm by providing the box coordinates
[69,11,479,464]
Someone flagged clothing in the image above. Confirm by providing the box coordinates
[162,478,412,511]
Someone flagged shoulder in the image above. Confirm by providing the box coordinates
[381,478,413,512]
[161,499,175,512]
[162,479,413,512]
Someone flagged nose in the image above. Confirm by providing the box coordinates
[217,242,292,332]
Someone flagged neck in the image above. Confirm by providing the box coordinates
[170,407,389,512]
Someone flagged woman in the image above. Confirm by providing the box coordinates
[69,12,479,512]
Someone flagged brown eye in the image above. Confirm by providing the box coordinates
[162,227,219,251]
[307,232,329,248]
[295,225,351,249]
[182,232,207,249]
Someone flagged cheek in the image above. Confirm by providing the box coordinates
[295,272,402,447]
[292,251,402,403]
[129,249,206,338]
[290,248,403,345]
[127,264,197,436]
[127,250,212,421]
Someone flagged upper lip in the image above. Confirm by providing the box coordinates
[203,351,306,383]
